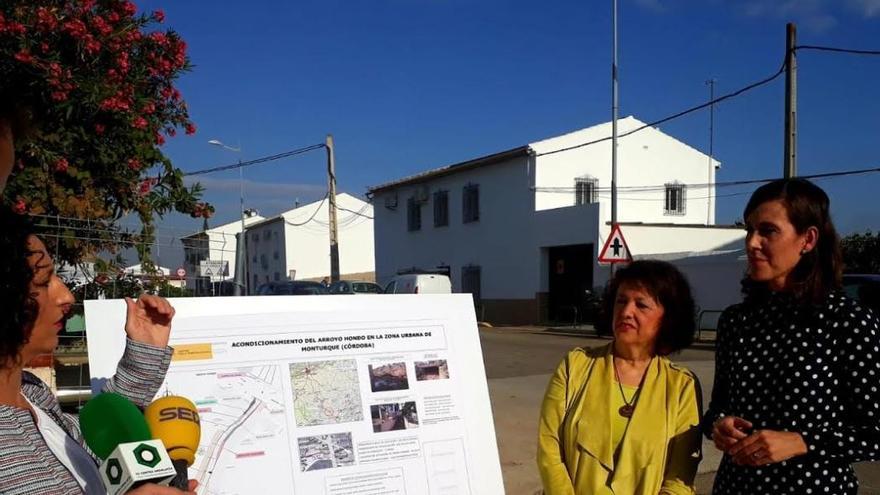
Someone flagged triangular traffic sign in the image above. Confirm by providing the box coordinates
[598,224,633,264]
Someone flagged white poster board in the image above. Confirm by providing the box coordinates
[85,295,504,495]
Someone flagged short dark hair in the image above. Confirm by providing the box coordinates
[743,178,842,304]
[596,260,697,355]
[0,207,38,366]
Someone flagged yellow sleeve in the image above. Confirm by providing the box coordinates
[536,354,577,495]
[659,373,703,495]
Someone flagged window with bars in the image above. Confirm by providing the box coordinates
[463,184,480,223]
[574,178,598,205]
[664,183,686,215]
[407,196,422,231]
[434,190,449,227]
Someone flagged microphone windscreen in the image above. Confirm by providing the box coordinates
[144,395,201,466]
[79,392,152,460]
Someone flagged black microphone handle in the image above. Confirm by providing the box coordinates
[169,458,189,490]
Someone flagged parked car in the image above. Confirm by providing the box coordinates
[383,274,452,294]
[328,280,383,295]
[256,281,328,296]
[842,274,880,312]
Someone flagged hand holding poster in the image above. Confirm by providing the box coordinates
[85,294,504,494]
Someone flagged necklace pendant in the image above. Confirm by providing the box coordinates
[618,404,634,418]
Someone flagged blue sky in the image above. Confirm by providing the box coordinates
[135,0,880,269]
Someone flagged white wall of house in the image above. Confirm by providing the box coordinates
[182,215,264,290]
[373,156,540,296]
[246,193,375,290]
[531,116,719,233]
[371,117,740,323]
[246,218,287,288]
[635,249,748,329]
[590,216,746,293]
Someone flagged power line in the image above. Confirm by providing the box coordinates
[284,194,329,227]
[337,204,373,220]
[795,45,880,56]
[535,58,787,157]
[184,143,326,176]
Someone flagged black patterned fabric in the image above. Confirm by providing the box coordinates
[705,291,880,494]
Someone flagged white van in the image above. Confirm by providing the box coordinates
[383,274,452,294]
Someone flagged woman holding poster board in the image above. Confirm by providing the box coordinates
[0,209,194,494]
[537,260,702,495]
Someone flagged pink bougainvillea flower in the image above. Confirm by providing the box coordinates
[54,158,69,173]
[14,51,33,64]
[132,116,149,130]
[12,199,27,214]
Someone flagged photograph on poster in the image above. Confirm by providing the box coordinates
[290,359,363,426]
[368,362,409,392]
[297,432,355,472]
[414,360,450,381]
[371,401,419,433]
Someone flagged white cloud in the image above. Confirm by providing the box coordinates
[850,0,880,17]
[740,0,838,32]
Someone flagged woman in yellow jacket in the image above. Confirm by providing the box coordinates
[538,260,703,494]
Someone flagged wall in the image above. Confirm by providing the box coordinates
[591,221,746,288]
[373,156,542,299]
[246,218,287,289]
[531,116,719,227]
[636,249,748,329]
[244,194,375,288]
[280,193,375,281]
[182,215,264,290]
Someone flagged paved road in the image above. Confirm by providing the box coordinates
[481,326,880,494]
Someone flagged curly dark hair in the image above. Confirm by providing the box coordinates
[596,260,697,356]
[742,178,842,304]
[0,207,38,366]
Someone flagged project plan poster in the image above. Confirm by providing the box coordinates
[85,294,504,495]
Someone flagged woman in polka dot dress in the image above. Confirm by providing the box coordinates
[704,178,880,494]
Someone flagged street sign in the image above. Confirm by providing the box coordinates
[199,260,228,279]
[176,267,186,278]
[598,224,633,264]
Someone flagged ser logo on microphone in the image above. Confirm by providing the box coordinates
[158,407,200,425]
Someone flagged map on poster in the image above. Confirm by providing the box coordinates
[85,294,504,495]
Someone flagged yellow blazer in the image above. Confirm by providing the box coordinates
[537,344,702,495]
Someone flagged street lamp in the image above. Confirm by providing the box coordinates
[208,139,246,295]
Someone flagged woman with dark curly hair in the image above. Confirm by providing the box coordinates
[0,210,194,494]
[537,260,703,494]
[705,178,880,494]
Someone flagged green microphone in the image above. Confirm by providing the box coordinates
[79,393,177,494]
[80,392,152,459]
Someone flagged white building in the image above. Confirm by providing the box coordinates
[244,193,375,292]
[181,213,265,294]
[368,116,746,325]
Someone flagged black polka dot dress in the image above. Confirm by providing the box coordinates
[705,291,880,494]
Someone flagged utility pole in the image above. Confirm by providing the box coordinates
[706,78,716,225]
[610,0,619,277]
[326,135,340,283]
[236,158,247,295]
[784,22,797,178]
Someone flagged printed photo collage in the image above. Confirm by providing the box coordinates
[288,355,451,473]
